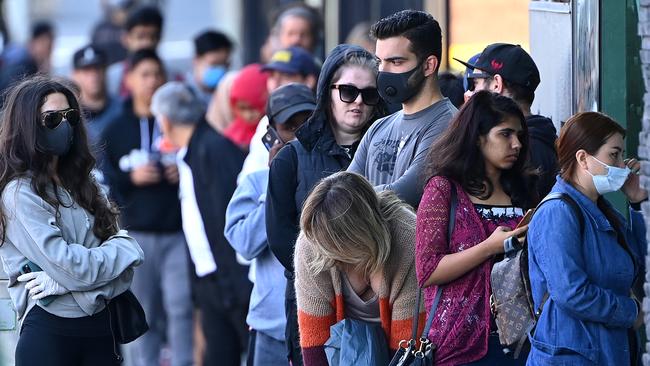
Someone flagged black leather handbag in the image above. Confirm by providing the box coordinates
[106,290,149,344]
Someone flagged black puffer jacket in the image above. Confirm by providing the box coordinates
[265,44,387,276]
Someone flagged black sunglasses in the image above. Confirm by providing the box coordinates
[331,84,380,106]
[41,108,80,129]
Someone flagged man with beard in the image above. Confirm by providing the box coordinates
[347,10,457,208]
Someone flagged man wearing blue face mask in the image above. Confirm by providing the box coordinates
[347,10,457,208]
[189,30,233,108]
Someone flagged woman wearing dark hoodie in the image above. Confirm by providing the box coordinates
[265,44,386,366]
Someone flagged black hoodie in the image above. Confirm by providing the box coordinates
[101,98,182,232]
[527,114,559,198]
[266,44,387,275]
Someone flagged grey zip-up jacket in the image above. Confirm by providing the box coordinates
[0,177,144,321]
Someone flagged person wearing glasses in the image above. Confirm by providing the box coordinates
[347,10,457,208]
[265,44,386,366]
[0,76,144,365]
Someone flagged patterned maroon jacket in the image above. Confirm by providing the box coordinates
[415,176,521,365]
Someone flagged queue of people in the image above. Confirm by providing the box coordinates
[0,4,646,366]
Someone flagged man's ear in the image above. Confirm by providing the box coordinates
[423,54,438,77]
[121,32,130,49]
[305,75,317,90]
[157,115,169,136]
[492,74,505,94]
[124,71,133,92]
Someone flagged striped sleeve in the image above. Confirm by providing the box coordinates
[388,209,426,351]
[389,253,426,350]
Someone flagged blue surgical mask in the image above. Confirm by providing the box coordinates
[587,156,630,195]
[202,65,227,89]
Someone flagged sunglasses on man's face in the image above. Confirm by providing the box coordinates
[331,84,380,106]
[41,108,80,129]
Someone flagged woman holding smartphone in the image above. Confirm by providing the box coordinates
[526,112,646,365]
[0,76,143,365]
[265,44,386,366]
[415,91,538,365]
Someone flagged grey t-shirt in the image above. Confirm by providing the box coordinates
[348,98,457,207]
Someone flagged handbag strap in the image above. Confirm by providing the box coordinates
[409,287,422,340]
[417,181,457,339]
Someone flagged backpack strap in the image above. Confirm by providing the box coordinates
[513,192,584,358]
[540,192,584,232]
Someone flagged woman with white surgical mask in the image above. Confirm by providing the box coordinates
[526,111,647,366]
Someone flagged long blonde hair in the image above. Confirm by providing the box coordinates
[300,172,412,277]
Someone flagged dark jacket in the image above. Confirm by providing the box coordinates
[101,98,182,232]
[265,44,386,277]
[85,96,122,145]
[527,114,558,198]
[185,120,251,307]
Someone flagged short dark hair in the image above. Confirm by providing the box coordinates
[439,72,464,108]
[370,10,441,63]
[501,78,535,106]
[127,49,163,71]
[193,30,233,57]
[31,21,53,40]
[273,4,322,41]
[125,5,163,32]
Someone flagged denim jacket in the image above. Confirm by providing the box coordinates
[224,169,286,341]
[527,176,646,365]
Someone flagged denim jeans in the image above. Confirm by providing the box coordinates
[125,231,194,366]
[254,331,288,366]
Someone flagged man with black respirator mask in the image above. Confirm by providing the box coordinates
[348,10,457,208]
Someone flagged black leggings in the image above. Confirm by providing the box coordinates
[15,306,121,366]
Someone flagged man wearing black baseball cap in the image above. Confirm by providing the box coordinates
[456,43,558,197]
[266,82,316,160]
[71,44,120,142]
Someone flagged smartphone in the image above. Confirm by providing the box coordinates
[262,126,282,151]
[516,209,534,229]
[19,260,56,306]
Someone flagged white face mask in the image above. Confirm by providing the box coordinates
[587,156,630,195]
